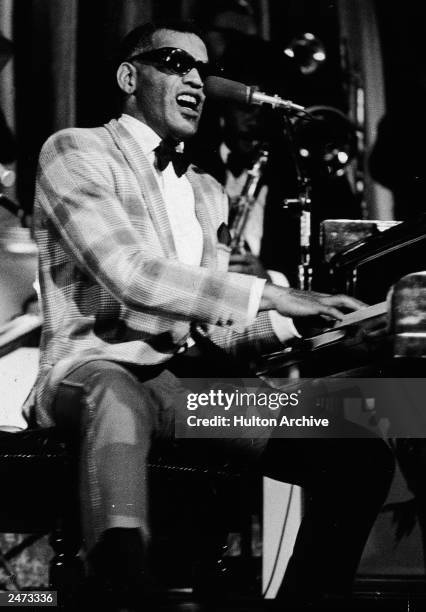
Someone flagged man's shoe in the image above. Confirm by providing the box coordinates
[86,527,165,611]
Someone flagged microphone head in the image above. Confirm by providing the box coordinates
[204,76,250,105]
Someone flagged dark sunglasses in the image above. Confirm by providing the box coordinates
[126,46,221,81]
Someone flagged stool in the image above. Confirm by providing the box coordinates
[0,427,260,604]
[0,427,82,597]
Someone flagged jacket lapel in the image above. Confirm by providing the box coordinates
[104,119,219,269]
[186,166,218,269]
[104,119,177,258]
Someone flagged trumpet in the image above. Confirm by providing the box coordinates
[229,146,269,253]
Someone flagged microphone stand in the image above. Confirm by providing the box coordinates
[280,113,313,290]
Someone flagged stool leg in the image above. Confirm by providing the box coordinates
[49,519,84,608]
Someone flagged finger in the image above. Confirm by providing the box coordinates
[307,290,366,310]
[230,254,249,263]
[320,305,345,321]
[342,295,366,309]
[308,290,330,298]
[324,294,366,311]
[364,319,388,333]
[229,265,248,274]
[362,327,387,340]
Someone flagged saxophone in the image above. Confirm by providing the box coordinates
[229,146,269,253]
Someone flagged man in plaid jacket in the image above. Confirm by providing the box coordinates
[33,20,394,611]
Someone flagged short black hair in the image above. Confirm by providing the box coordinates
[116,20,205,66]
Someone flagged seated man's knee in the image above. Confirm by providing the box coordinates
[61,361,155,442]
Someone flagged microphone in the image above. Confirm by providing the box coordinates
[205,76,305,113]
[0,163,15,187]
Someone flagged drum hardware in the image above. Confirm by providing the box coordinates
[0,163,15,188]
[283,33,326,76]
[0,227,38,326]
[292,106,358,180]
[283,190,312,291]
[280,108,313,290]
[281,105,358,290]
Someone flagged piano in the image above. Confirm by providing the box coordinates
[324,213,426,304]
[258,213,426,379]
[258,271,426,380]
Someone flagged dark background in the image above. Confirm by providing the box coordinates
[3,0,426,218]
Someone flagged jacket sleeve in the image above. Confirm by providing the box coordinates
[35,129,259,330]
[200,311,291,362]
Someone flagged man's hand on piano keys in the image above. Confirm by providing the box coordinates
[260,284,365,322]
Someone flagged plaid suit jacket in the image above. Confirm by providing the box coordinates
[33,119,280,425]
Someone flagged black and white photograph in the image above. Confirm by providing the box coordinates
[0,1,426,610]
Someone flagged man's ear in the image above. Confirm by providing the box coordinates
[116,62,138,95]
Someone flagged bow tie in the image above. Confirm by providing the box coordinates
[154,139,190,177]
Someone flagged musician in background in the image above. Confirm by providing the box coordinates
[192,0,362,288]
[188,46,303,289]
